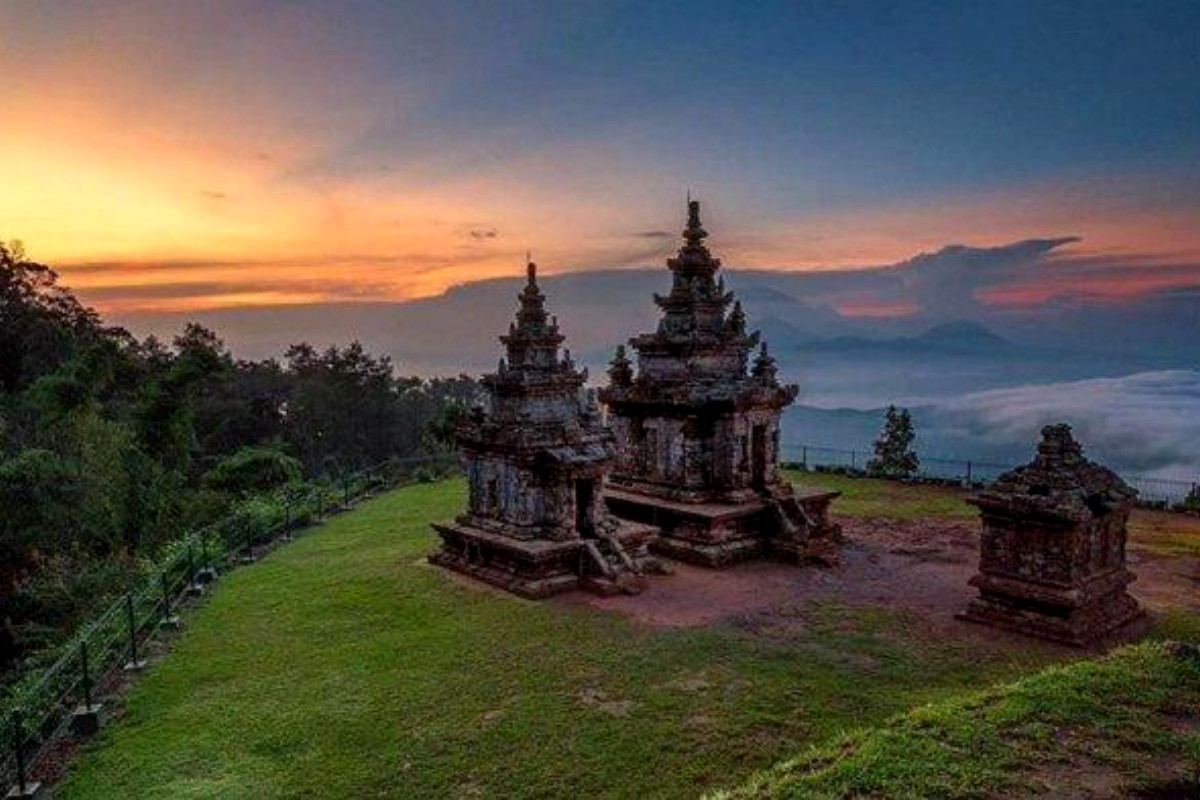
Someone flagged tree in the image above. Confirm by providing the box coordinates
[867,405,920,478]
[1184,485,1200,513]
[0,241,107,393]
[0,243,475,676]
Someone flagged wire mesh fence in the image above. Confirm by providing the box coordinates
[0,452,459,796]
[781,443,1198,506]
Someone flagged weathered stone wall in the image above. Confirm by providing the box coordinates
[491,391,581,426]
[638,350,747,383]
[961,424,1142,644]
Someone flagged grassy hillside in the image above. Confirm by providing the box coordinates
[713,641,1200,799]
[60,479,1060,800]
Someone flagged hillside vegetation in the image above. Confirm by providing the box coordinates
[714,641,1200,799]
[0,243,472,678]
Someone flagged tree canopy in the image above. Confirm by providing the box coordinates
[0,243,475,677]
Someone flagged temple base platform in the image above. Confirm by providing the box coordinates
[604,485,841,568]
[957,568,1145,647]
[429,518,661,599]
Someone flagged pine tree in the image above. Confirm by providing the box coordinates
[867,405,920,478]
[1184,484,1200,513]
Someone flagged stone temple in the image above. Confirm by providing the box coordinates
[599,200,841,567]
[430,262,660,598]
[960,424,1144,646]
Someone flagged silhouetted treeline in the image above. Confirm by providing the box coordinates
[0,242,476,675]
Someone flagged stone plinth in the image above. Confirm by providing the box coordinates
[430,262,662,598]
[599,200,840,566]
[958,424,1143,646]
[430,518,658,598]
[606,486,840,567]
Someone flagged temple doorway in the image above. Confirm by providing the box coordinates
[751,425,767,489]
[575,479,597,537]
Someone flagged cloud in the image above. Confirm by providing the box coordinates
[936,370,1200,479]
[466,228,499,241]
[631,230,673,239]
[896,237,1080,318]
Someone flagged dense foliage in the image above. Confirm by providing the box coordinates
[0,242,476,677]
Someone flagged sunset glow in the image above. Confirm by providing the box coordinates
[3,2,1200,318]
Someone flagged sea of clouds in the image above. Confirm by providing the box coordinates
[932,370,1200,480]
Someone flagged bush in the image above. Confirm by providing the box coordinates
[204,446,302,493]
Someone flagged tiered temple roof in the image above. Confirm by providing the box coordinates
[973,424,1138,523]
[464,261,599,453]
[598,199,841,565]
[605,200,795,409]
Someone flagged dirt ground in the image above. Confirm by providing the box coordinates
[567,510,1200,654]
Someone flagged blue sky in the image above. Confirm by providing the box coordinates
[2,0,1199,311]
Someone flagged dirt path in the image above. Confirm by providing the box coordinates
[565,513,1200,653]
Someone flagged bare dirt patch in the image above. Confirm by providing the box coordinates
[563,512,1200,654]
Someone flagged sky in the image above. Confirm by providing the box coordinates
[3,0,1200,318]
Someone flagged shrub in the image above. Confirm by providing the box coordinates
[205,446,302,493]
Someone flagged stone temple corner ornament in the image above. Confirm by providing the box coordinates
[429,261,662,598]
[959,424,1144,646]
[598,200,842,567]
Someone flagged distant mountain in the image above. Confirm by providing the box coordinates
[914,321,1012,351]
[753,315,811,351]
[800,321,1013,357]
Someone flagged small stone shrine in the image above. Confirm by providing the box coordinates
[960,424,1144,646]
[599,200,841,567]
[430,262,660,598]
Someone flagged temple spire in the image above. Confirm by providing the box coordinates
[516,260,547,331]
[752,341,778,385]
[608,344,634,387]
[683,199,708,247]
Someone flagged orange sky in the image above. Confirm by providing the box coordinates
[4,3,1200,317]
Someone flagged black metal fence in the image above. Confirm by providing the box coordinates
[782,443,1198,506]
[0,453,458,796]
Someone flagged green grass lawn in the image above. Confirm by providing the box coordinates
[787,471,976,521]
[716,641,1200,799]
[62,479,1055,800]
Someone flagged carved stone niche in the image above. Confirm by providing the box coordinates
[959,424,1144,646]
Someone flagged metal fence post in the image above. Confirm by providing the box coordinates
[10,708,38,797]
[850,449,857,470]
[197,536,216,584]
[81,641,93,710]
[186,544,204,595]
[124,594,145,671]
[801,445,808,471]
[343,474,351,507]
[161,571,181,629]
[71,640,102,736]
[965,460,973,487]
